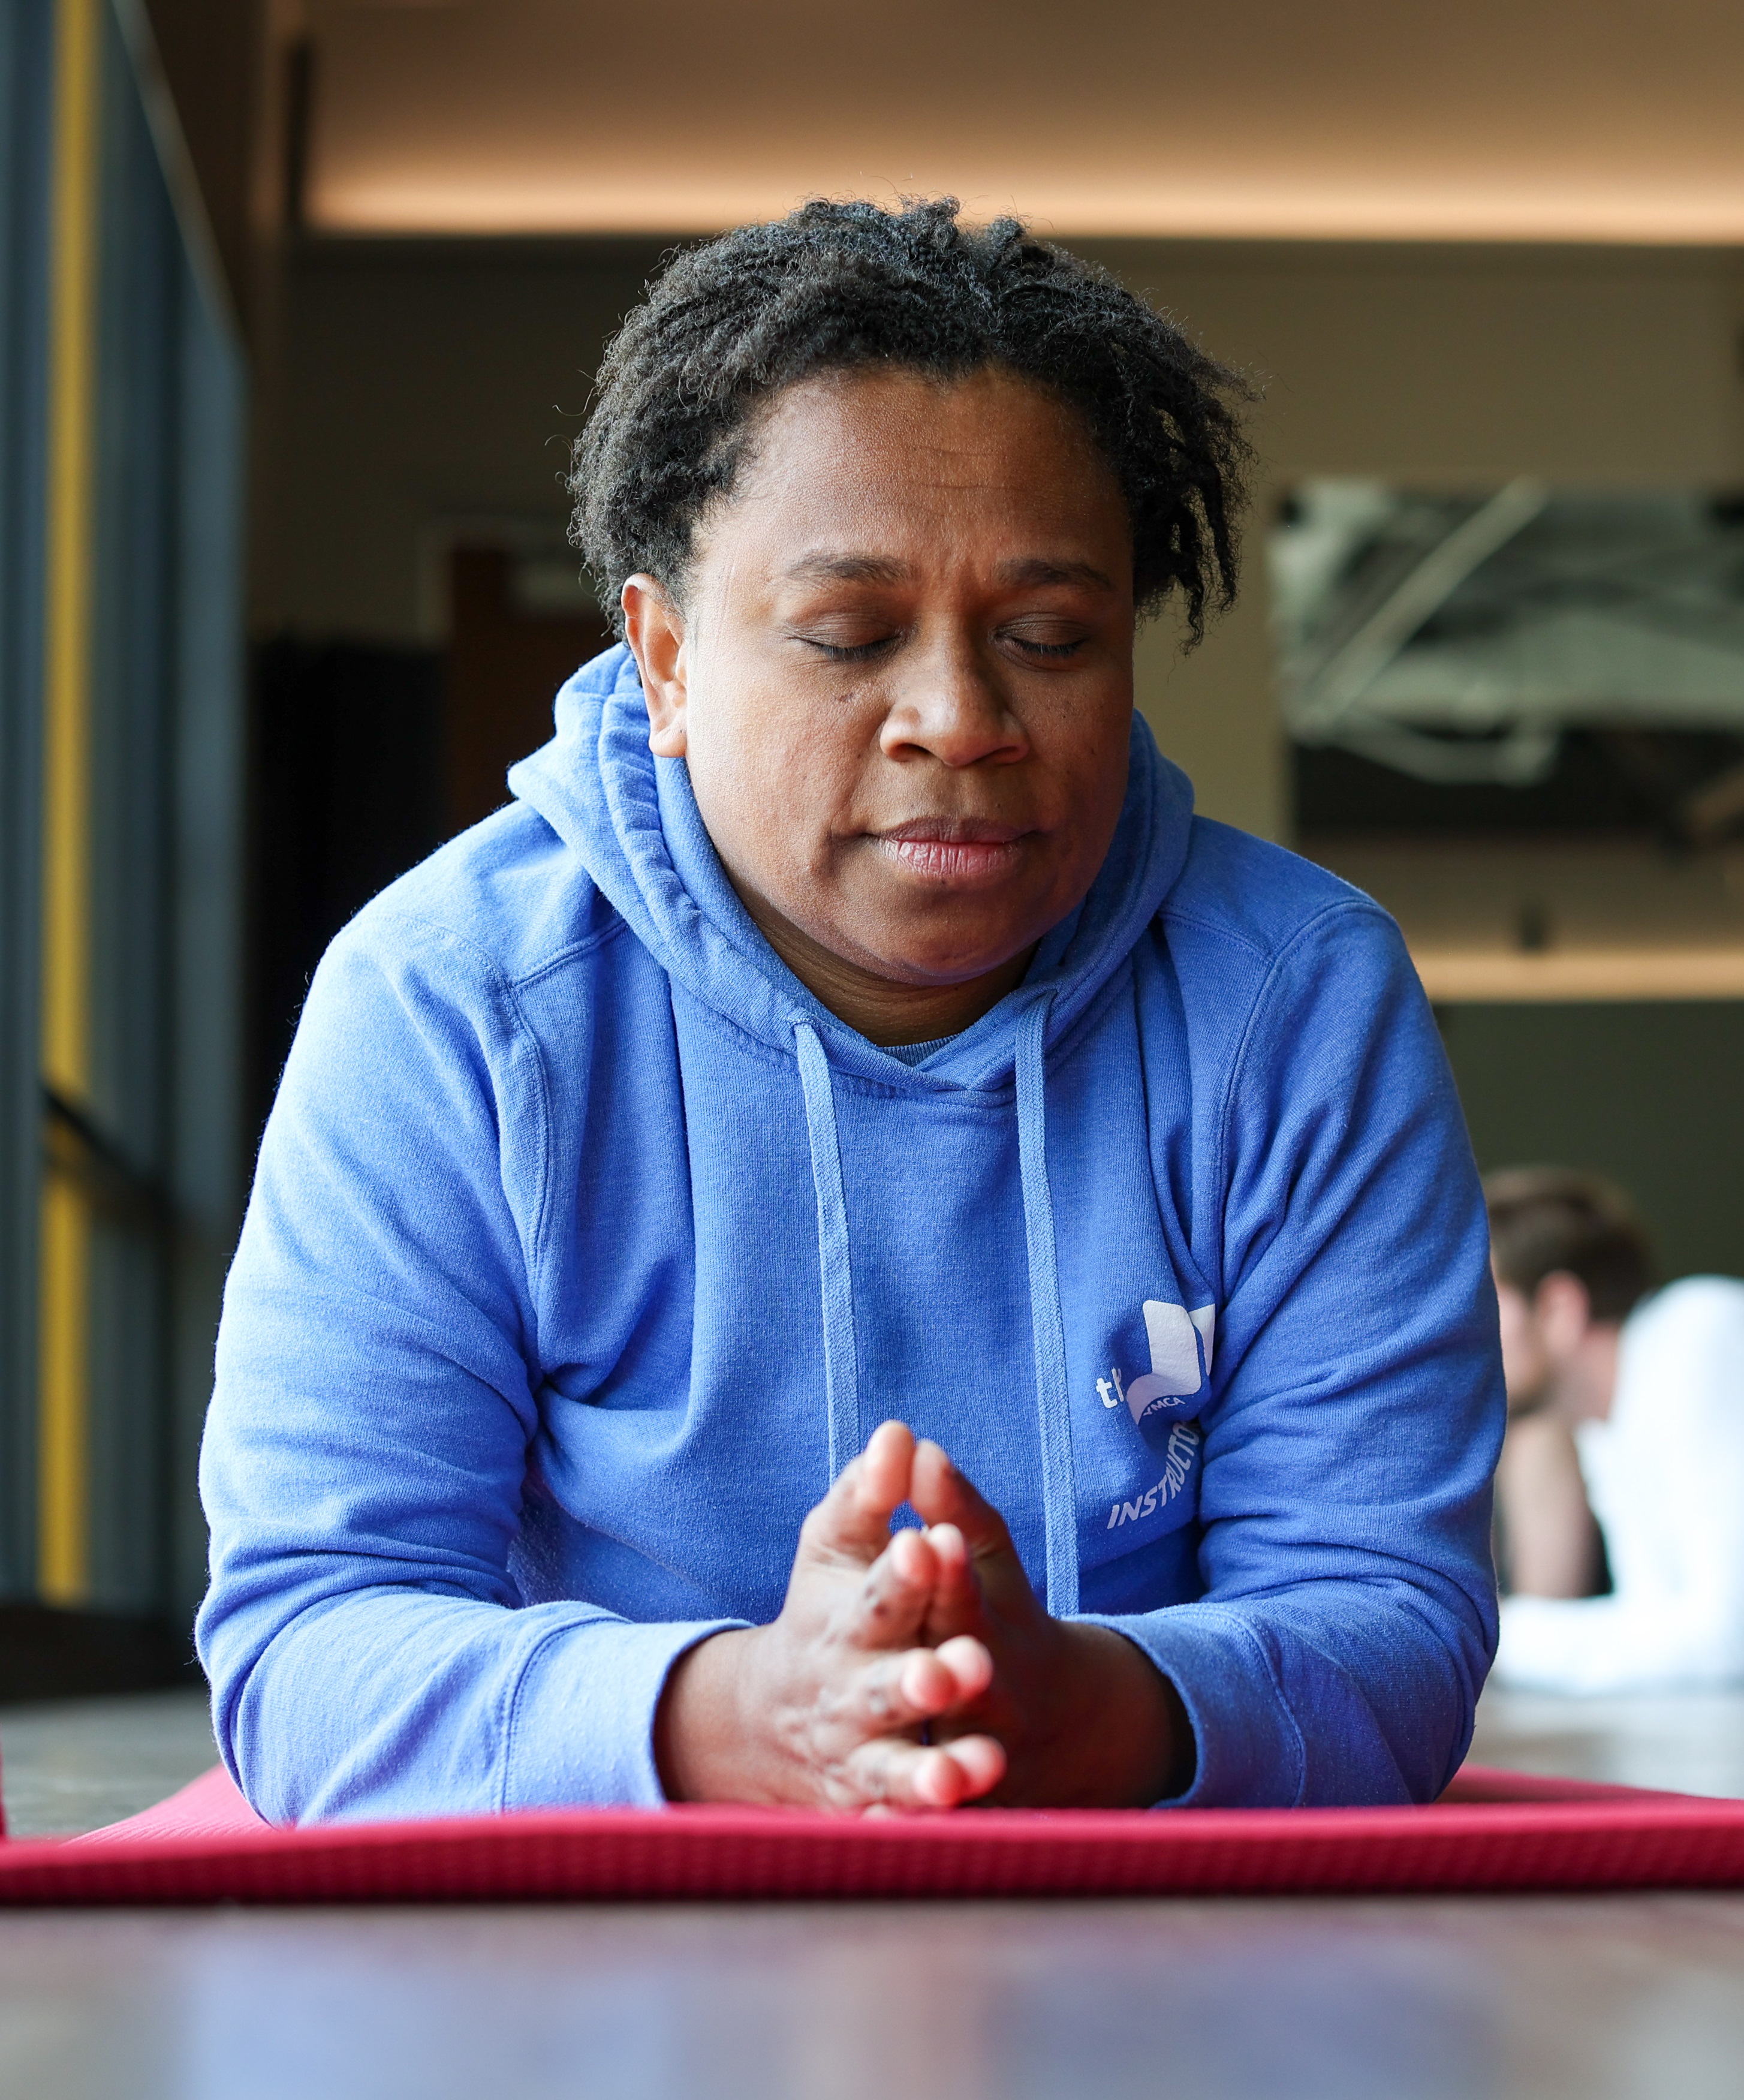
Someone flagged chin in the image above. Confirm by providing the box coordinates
[859,931,1036,989]
[860,882,1060,962]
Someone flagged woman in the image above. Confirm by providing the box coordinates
[199,198,1502,1821]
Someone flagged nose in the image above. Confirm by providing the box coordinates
[878,636,1029,770]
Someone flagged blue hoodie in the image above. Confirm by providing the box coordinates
[198,643,1502,1822]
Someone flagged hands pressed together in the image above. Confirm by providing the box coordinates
[655,1421,1193,1812]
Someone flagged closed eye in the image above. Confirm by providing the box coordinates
[1011,636,1085,660]
[802,634,901,663]
[797,626,1089,663]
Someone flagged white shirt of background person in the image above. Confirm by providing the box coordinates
[1494,1274,1744,1694]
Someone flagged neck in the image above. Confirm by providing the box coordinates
[734,889,1034,1047]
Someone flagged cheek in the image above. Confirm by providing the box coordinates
[1047,696,1131,839]
[1493,1297,1543,1395]
[684,642,794,799]
[1034,664,1130,760]
[685,673,877,889]
[692,618,860,768]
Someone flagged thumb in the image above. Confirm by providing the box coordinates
[796,1419,915,1569]
[909,1439,1016,1562]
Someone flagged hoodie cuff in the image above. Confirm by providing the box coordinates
[503,1614,749,1809]
[1074,1605,1306,1808]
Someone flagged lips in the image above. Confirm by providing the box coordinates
[874,819,1030,886]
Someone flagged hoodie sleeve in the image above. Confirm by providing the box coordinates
[1082,900,1504,1806]
[196,911,744,1824]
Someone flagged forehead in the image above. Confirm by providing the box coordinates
[698,366,1129,573]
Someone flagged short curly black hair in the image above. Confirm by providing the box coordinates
[568,197,1253,644]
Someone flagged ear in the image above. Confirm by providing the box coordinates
[621,574,688,757]
[1534,1270,1593,1360]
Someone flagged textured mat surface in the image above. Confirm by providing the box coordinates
[1,1764,1743,1905]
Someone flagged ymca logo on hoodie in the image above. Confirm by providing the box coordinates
[1097,1299,1216,1424]
[1098,1301,1213,1533]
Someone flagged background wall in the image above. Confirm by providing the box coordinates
[264,234,1744,842]
[261,236,663,642]
[1442,1003,1744,1280]
[1098,238,1744,839]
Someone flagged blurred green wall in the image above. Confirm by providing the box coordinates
[1439,1002,1744,1283]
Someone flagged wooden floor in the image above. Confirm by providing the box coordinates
[1472,1684,1744,1800]
[3,1686,1743,2099]
[0,1689,218,1840]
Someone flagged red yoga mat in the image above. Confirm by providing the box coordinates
[2,1762,1743,1905]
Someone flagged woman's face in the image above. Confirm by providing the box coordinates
[623,366,1136,1005]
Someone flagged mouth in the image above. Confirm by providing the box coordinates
[872,819,1032,887]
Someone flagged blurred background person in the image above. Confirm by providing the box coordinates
[1489,1168,1744,1692]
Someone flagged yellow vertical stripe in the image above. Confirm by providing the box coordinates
[38,0,100,1603]
[38,1180,88,1599]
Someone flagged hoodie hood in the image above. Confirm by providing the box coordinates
[508,643,1195,1095]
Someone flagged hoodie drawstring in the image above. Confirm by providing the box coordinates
[793,998,1080,1616]
[1016,992,1079,1615]
[794,1021,861,1481]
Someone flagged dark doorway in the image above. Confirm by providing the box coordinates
[445,544,613,834]
[248,547,615,1148]
[248,637,446,1143]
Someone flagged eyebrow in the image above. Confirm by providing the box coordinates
[781,555,912,586]
[779,553,1116,591]
[996,557,1116,591]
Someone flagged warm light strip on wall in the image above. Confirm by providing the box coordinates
[1412,947,1744,1004]
[38,0,100,1605]
[308,173,1744,246]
